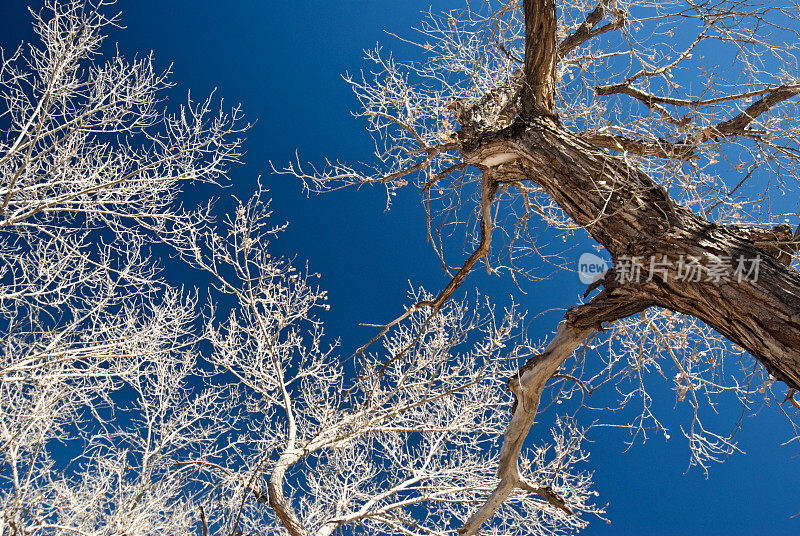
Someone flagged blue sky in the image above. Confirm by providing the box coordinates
[1,1,797,534]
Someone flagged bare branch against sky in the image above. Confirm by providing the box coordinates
[1,1,800,535]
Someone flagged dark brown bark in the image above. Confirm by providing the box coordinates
[451,0,800,392]
[462,117,800,390]
[458,112,800,532]
[578,131,696,160]
[455,2,800,533]
[522,0,558,119]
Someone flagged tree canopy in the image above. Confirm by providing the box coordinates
[1,1,800,535]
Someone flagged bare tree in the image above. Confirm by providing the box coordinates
[6,1,800,535]
[0,3,605,536]
[0,1,246,534]
[281,0,800,533]
[175,190,606,536]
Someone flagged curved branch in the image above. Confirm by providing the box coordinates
[705,84,800,139]
[594,84,689,126]
[355,172,498,367]
[594,83,800,138]
[459,288,650,536]
[268,448,310,536]
[595,83,796,110]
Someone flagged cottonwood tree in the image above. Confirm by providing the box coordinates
[0,0,258,532]
[183,193,603,536]
[0,1,247,534]
[0,3,605,536]
[282,0,800,533]
[4,1,800,536]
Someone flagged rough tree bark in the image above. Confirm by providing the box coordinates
[458,0,800,533]
[465,120,800,389]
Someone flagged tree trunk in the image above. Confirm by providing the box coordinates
[463,118,800,389]
[457,73,800,536]
[453,1,800,533]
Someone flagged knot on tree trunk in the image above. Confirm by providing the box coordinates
[449,71,524,147]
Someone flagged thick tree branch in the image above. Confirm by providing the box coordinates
[522,0,558,118]
[596,83,800,110]
[579,131,695,160]
[729,223,797,265]
[700,84,800,140]
[464,116,800,390]
[458,322,588,536]
[268,449,310,536]
[595,83,800,139]
[594,84,690,126]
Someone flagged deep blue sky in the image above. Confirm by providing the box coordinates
[1,1,797,534]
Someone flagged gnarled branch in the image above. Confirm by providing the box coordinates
[459,287,649,536]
